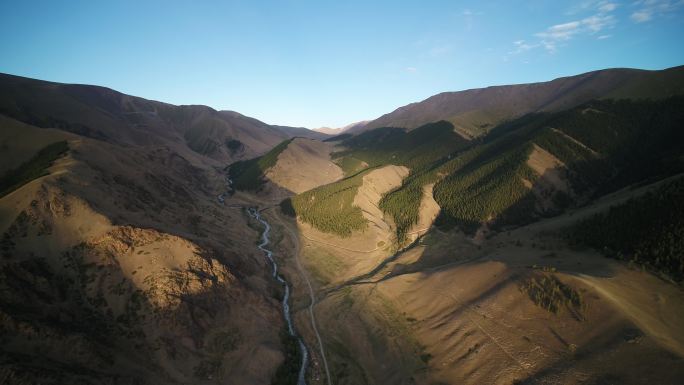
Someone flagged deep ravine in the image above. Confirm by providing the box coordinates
[248,207,309,385]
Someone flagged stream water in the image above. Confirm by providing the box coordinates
[248,207,309,385]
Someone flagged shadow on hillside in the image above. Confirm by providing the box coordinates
[0,137,290,383]
[334,160,622,287]
[0,207,280,384]
[515,325,681,385]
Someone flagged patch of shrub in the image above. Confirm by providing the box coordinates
[225,138,244,153]
[279,198,296,217]
[290,171,368,237]
[229,138,293,191]
[520,273,584,318]
[0,141,68,197]
[272,331,303,385]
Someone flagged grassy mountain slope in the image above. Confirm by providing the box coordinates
[363,65,684,138]
[430,97,683,236]
[270,66,684,385]
[0,73,320,163]
[0,77,294,385]
[290,96,684,242]
[334,120,469,172]
[264,138,344,194]
[285,121,468,237]
[228,138,294,191]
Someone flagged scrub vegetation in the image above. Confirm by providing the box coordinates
[568,176,684,283]
[229,138,293,191]
[0,140,68,198]
[289,171,369,237]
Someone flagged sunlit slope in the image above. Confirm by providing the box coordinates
[265,138,344,194]
[314,97,684,242]
[286,120,469,239]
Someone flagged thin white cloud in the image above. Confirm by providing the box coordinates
[631,10,653,21]
[536,21,582,41]
[405,67,418,73]
[541,40,558,53]
[509,40,539,54]
[583,14,616,32]
[630,0,683,22]
[533,14,615,52]
[517,0,618,54]
[597,34,612,39]
[599,2,618,12]
[566,0,619,15]
[461,9,483,16]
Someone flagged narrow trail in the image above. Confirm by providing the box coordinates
[273,213,333,385]
[438,292,532,374]
[321,228,433,296]
[549,127,600,156]
[300,226,431,254]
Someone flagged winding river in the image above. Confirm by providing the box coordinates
[248,207,309,385]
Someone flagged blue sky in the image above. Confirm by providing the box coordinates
[2,1,683,128]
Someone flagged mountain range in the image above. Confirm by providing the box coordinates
[1,65,684,385]
[360,65,684,137]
